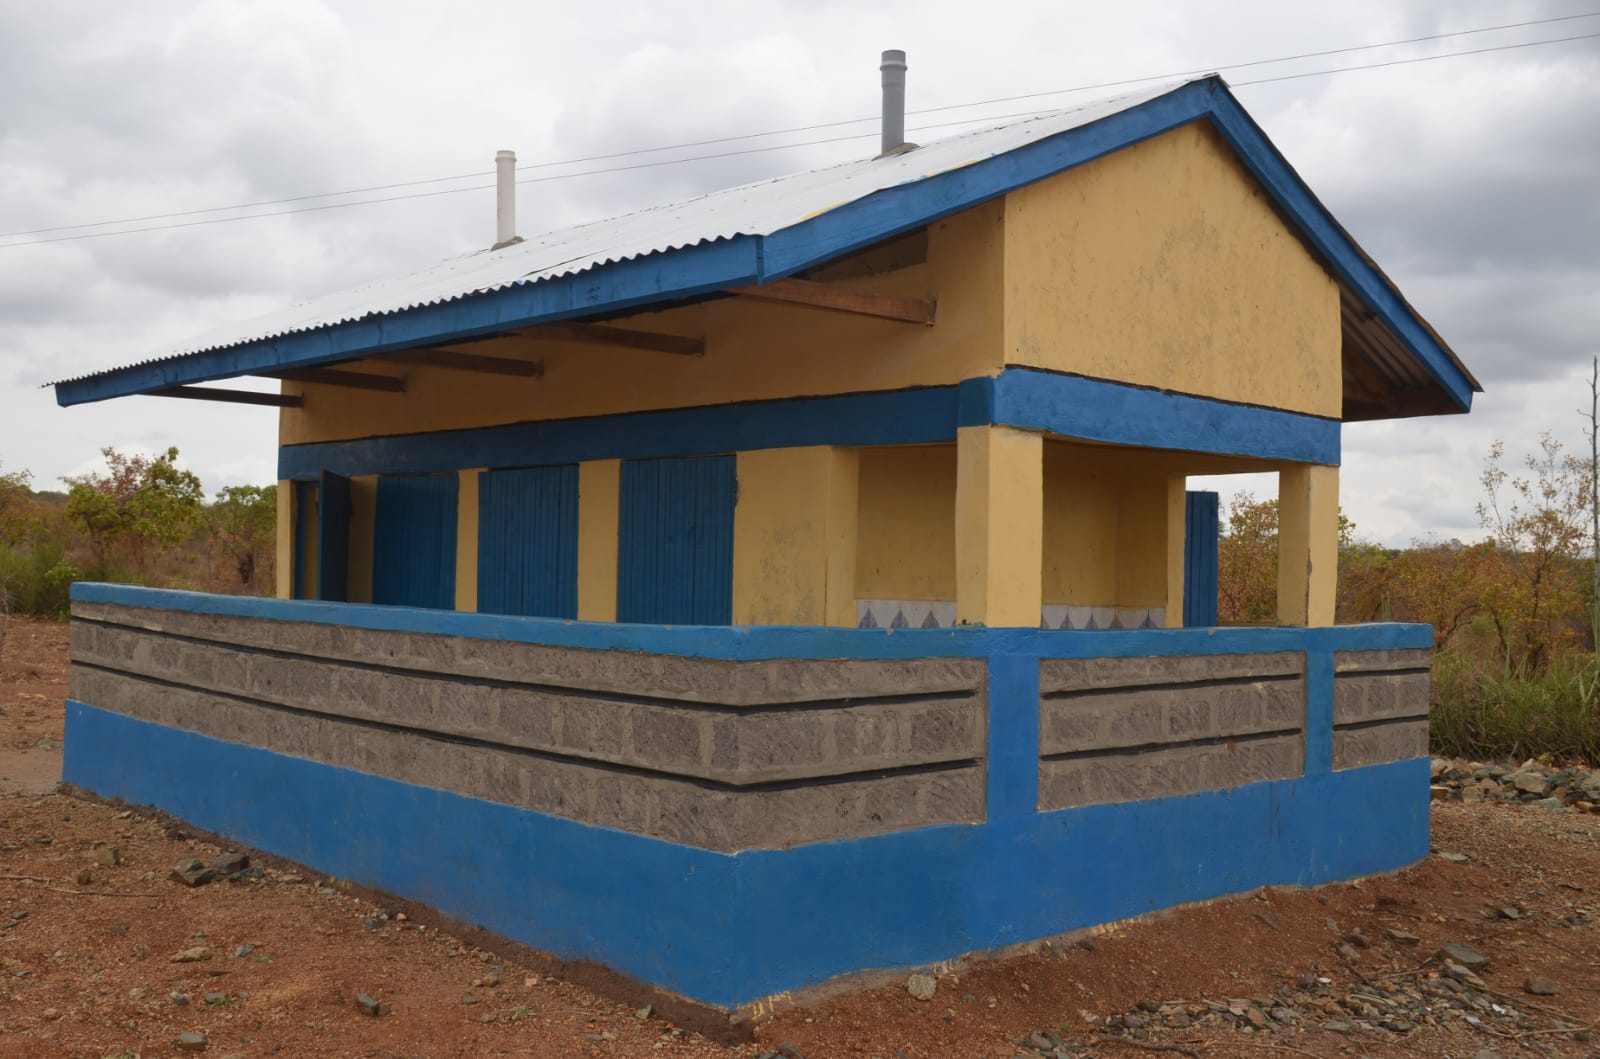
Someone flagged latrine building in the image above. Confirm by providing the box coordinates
[53,69,1478,1010]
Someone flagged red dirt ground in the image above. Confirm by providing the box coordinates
[2,615,1597,1058]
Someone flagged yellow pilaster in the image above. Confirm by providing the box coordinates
[577,459,621,622]
[1277,463,1339,627]
[454,469,482,612]
[347,475,377,604]
[955,425,1043,627]
[274,480,293,600]
[1164,476,1187,628]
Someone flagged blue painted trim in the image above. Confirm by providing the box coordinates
[65,700,1430,1008]
[54,80,1474,417]
[71,582,1434,662]
[989,368,1341,465]
[1304,648,1335,775]
[54,238,762,407]
[984,654,1040,820]
[277,386,961,480]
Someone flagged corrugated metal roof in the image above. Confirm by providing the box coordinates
[53,81,1181,382]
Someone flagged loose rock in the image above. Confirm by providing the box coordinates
[170,947,211,963]
[1523,976,1559,996]
[95,845,121,866]
[177,1031,207,1051]
[355,993,382,1016]
[1437,941,1489,969]
[906,973,937,1001]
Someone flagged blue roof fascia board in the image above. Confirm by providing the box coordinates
[759,80,1219,280]
[1199,89,1475,412]
[53,236,763,407]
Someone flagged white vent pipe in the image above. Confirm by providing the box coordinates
[493,149,519,249]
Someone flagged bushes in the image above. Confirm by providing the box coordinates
[1431,648,1600,763]
[0,542,79,618]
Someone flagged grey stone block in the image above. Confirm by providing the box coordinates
[1334,649,1432,674]
[1039,677,1305,756]
[1041,652,1302,694]
[1038,734,1303,811]
[629,707,707,772]
[1332,671,1430,725]
[1332,720,1429,770]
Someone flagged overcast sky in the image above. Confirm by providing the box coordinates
[1,0,1596,546]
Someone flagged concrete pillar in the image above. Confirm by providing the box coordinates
[274,480,294,600]
[1164,476,1187,628]
[453,469,482,613]
[1278,463,1339,627]
[956,425,1043,627]
[577,459,621,622]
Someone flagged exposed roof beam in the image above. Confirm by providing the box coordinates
[523,321,705,357]
[730,278,935,325]
[152,386,302,408]
[381,348,544,377]
[260,367,407,392]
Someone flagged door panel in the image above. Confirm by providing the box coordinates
[617,455,736,625]
[477,465,579,619]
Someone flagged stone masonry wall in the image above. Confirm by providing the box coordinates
[69,602,986,852]
[1332,649,1430,771]
[1036,653,1306,811]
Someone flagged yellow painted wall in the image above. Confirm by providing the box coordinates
[1041,443,1118,605]
[347,475,377,604]
[576,460,620,622]
[732,447,858,626]
[955,426,1044,627]
[276,203,1006,449]
[855,445,958,603]
[1041,441,1283,612]
[1003,121,1342,418]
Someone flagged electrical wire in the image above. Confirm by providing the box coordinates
[2,21,1596,248]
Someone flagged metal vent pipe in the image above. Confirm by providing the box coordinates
[879,50,907,155]
[494,149,518,248]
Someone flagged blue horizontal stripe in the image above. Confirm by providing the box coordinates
[71,582,1434,660]
[65,700,1429,1008]
[983,368,1342,464]
[276,386,962,480]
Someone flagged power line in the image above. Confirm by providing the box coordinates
[6,12,1594,241]
[3,23,1596,249]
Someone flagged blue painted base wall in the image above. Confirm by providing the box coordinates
[64,700,1428,1010]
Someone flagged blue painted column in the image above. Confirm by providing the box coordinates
[1303,647,1334,775]
[985,652,1041,819]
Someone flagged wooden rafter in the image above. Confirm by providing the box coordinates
[260,367,407,392]
[1341,348,1395,411]
[523,321,705,356]
[730,277,936,325]
[381,348,544,377]
[152,386,302,408]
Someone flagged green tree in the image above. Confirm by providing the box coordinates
[1476,433,1590,670]
[207,484,277,589]
[64,446,205,579]
[0,463,33,546]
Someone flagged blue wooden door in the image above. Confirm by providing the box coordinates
[373,473,458,609]
[617,455,736,625]
[292,480,319,601]
[317,470,351,603]
[477,465,579,619]
[1183,489,1220,627]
